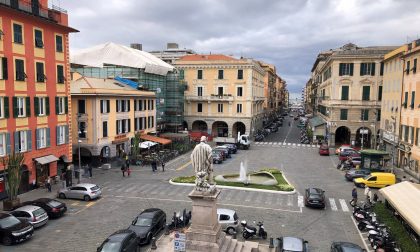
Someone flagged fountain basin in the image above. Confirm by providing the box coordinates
[215,171,278,186]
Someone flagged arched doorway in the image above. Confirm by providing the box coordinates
[18,165,29,194]
[192,120,208,131]
[212,121,228,137]
[73,147,93,165]
[232,122,246,137]
[100,146,111,163]
[355,127,371,148]
[335,126,351,146]
[182,121,188,131]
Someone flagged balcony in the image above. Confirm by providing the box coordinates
[0,0,67,24]
[185,94,234,102]
[321,99,381,107]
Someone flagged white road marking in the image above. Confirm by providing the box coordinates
[339,199,349,212]
[351,216,371,251]
[298,195,304,208]
[273,142,278,145]
[297,144,301,147]
[287,195,293,206]
[311,144,316,147]
[288,143,291,146]
[329,198,338,211]
[268,142,273,145]
[292,143,296,146]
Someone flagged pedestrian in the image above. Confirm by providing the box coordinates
[350,187,358,206]
[88,165,93,178]
[121,162,126,177]
[127,166,131,176]
[126,156,130,170]
[364,186,371,203]
[152,160,157,172]
[46,177,52,192]
[161,161,165,172]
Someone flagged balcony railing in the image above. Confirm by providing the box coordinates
[0,0,66,23]
[325,99,381,107]
[185,95,234,102]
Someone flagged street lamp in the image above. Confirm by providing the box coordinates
[391,116,397,173]
[77,113,82,184]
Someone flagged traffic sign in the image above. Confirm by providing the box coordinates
[174,231,186,251]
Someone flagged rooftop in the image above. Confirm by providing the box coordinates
[177,54,239,61]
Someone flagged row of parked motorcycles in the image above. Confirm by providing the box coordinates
[300,129,310,144]
[240,220,267,240]
[254,129,269,142]
[353,202,401,251]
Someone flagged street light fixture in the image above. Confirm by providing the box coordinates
[391,115,397,173]
[77,113,82,184]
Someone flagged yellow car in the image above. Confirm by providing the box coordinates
[354,172,396,188]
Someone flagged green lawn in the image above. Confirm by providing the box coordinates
[171,168,294,192]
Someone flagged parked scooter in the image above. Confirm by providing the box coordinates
[240,220,267,240]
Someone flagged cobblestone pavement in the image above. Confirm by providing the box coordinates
[1,121,368,251]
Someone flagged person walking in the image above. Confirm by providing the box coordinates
[121,162,126,177]
[364,186,371,203]
[88,165,93,178]
[46,177,52,192]
[151,160,157,172]
[161,161,165,172]
[350,187,358,206]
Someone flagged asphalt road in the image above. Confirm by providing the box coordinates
[1,119,369,252]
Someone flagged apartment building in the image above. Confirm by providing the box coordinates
[174,54,266,138]
[258,61,277,121]
[275,75,286,113]
[311,43,396,148]
[0,0,77,198]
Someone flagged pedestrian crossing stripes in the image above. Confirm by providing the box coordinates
[254,142,320,148]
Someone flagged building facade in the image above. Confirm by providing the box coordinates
[174,54,266,138]
[0,0,77,198]
[70,76,156,163]
[258,61,277,122]
[399,40,420,180]
[275,75,286,113]
[311,43,396,148]
[149,43,196,64]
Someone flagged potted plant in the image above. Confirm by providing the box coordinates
[1,152,25,211]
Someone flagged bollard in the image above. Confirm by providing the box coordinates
[165,224,170,235]
[151,237,157,250]
[269,237,274,248]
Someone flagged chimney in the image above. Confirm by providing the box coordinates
[167,43,179,49]
[130,43,142,51]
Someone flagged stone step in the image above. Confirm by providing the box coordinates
[227,239,238,252]
[242,241,259,252]
[220,235,232,252]
[234,241,244,252]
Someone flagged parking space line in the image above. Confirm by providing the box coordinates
[351,216,372,251]
[339,199,349,212]
[71,202,79,206]
[329,198,338,211]
[176,161,191,171]
[297,195,304,208]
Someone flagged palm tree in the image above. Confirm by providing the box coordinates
[1,152,25,210]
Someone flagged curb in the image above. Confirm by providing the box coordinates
[168,179,296,195]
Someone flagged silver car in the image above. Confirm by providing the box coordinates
[58,183,102,201]
[217,208,239,235]
[10,205,49,228]
[277,236,309,252]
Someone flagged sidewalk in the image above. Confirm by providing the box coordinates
[393,167,419,183]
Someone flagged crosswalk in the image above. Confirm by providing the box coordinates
[100,182,350,213]
[254,142,320,148]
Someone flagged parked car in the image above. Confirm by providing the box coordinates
[269,125,278,132]
[222,143,237,154]
[97,229,140,252]
[338,150,360,161]
[344,169,371,181]
[214,146,231,158]
[278,121,283,127]
[0,213,34,246]
[304,188,326,208]
[212,149,226,161]
[10,205,49,228]
[319,144,330,155]
[335,145,352,155]
[212,150,223,164]
[58,183,102,201]
[217,208,239,235]
[354,172,396,188]
[128,208,166,245]
[350,156,362,166]
[330,241,366,252]
[21,198,67,218]
[277,236,309,252]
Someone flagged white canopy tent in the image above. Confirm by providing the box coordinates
[139,141,157,149]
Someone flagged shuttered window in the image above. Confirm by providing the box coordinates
[57,65,65,83]
[361,109,369,121]
[197,69,202,79]
[340,109,348,120]
[378,86,383,101]
[0,57,7,80]
[411,91,415,109]
[404,92,408,108]
[362,86,370,101]
[341,86,349,100]
[339,63,353,76]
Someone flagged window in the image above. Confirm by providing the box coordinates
[148,116,154,128]
[56,97,67,115]
[339,63,354,76]
[56,125,68,145]
[134,117,146,131]
[218,87,223,96]
[237,69,243,80]
[362,86,370,101]
[34,29,43,48]
[135,99,144,111]
[219,214,230,221]
[378,86,383,101]
[13,23,22,44]
[218,69,224,79]
[376,109,381,122]
[218,104,223,113]
[78,121,87,138]
[413,59,417,74]
[197,103,202,113]
[179,69,184,79]
[409,127,414,144]
[360,63,375,76]
[380,62,384,76]
[197,87,203,96]
[102,121,108,137]
[197,69,203,79]
[237,104,242,113]
[237,87,243,97]
[116,119,130,134]
[57,65,65,83]
[0,133,9,156]
[78,99,86,114]
[406,61,410,75]
[100,100,110,113]
[0,97,9,119]
[361,109,369,121]
[55,35,63,52]
[340,109,348,120]
[323,67,331,80]
[15,130,30,153]
[416,128,420,146]
[36,128,49,149]
[14,97,30,118]
[403,92,408,108]
[341,86,349,100]
[36,62,45,82]
[411,91,415,109]
[35,97,49,116]
[0,57,8,80]
[15,59,26,81]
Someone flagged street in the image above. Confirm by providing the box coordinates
[1,114,367,251]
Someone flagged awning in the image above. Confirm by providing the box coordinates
[34,155,59,165]
[140,134,172,145]
[309,116,326,127]
[379,181,420,235]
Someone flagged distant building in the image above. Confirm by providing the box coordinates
[149,43,196,64]
[174,54,266,137]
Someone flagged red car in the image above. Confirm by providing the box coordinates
[338,149,360,161]
[319,144,330,155]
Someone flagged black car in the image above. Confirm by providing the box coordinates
[304,188,326,208]
[222,144,238,154]
[212,150,223,164]
[0,213,34,246]
[97,229,140,252]
[330,241,366,252]
[128,208,166,245]
[214,147,231,158]
[269,125,278,132]
[344,169,371,181]
[21,198,67,218]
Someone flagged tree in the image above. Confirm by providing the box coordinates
[1,152,24,210]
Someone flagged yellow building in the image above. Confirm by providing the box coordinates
[399,40,420,180]
[174,54,265,137]
[275,75,286,113]
[70,75,156,161]
[258,61,277,118]
[380,45,407,166]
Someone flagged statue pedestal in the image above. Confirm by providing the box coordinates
[185,189,225,251]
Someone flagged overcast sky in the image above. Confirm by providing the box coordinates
[57,0,420,95]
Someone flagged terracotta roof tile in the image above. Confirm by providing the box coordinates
[178,54,238,61]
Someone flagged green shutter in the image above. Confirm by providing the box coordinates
[411,91,415,108]
[65,125,69,144]
[2,57,7,80]
[46,128,50,147]
[5,133,11,154]
[65,97,68,114]
[404,92,408,108]
[341,86,349,100]
[36,128,40,149]
[100,100,104,113]
[340,109,348,120]
[46,97,50,115]
[12,97,18,118]
[56,126,59,145]
[34,97,39,116]
[378,86,383,101]
[27,130,31,151]
[350,63,354,76]
[362,86,370,101]
[4,96,9,118]
[25,97,30,117]
[14,131,19,153]
[360,63,364,76]
[371,63,375,76]
[55,97,59,115]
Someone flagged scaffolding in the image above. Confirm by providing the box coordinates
[72,66,184,132]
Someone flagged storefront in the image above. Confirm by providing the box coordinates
[34,155,59,187]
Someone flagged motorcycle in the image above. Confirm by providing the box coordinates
[168,209,191,231]
[241,220,267,240]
